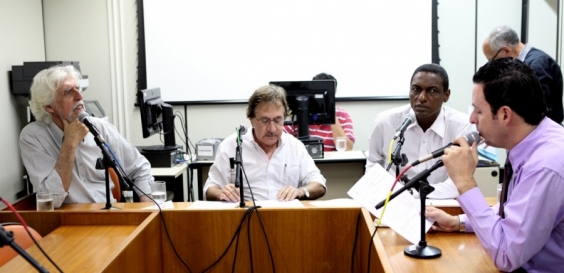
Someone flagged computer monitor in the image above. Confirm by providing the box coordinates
[269,80,336,140]
[137,87,178,152]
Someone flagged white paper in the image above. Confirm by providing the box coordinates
[347,164,434,245]
[309,198,361,208]
[425,199,460,207]
[187,201,239,209]
[253,199,305,208]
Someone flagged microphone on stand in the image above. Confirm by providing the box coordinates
[393,116,414,140]
[78,112,106,145]
[234,125,247,188]
[411,131,481,167]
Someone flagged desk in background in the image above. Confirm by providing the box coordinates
[151,163,191,201]
[0,202,498,272]
[189,150,367,200]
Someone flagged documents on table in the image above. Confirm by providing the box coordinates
[309,198,361,208]
[347,164,434,245]
[187,199,305,209]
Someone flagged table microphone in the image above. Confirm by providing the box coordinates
[393,116,413,140]
[411,131,481,167]
[78,111,106,144]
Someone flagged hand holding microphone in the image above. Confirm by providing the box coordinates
[441,133,481,194]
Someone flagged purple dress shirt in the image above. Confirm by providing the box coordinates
[458,117,564,272]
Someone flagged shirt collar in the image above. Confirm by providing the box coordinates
[413,106,446,139]
[518,44,532,61]
[48,121,65,143]
[508,117,548,168]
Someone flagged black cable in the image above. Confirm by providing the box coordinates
[144,195,193,272]
[231,218,242,273]
[203,157,276,272]
[202,207,255,272]
[366,225,380,273]
[109,160,192,272]
[0,202,63,272]
[246,211,255,273]
[173,112,190,154]
[242,167,275,272]
[251,206,276,273]
[350,213,361,273]
[22,224,63,272]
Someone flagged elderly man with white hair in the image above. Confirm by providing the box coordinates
[19,65,153,208]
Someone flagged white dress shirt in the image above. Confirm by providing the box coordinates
[204,130,326,201]
[19,118,153,208]
[366,104,474,199]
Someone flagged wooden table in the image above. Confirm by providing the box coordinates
[1,201,498,272]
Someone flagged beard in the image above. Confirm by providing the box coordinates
[55,101,84,123]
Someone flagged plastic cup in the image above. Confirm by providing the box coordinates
[36,192,54,211]
[122,190,134,203]
[336,137,347,152]
[150,181,167,204]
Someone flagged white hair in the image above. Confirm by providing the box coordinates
[29,65,82,124]
[487,25,520,51]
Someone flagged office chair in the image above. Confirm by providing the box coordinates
[0,223,42,266]
[109,168,121,201]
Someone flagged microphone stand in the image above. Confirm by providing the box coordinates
[376,160,444,259]
[234,132,247,208]
[387,133,409,179]
[0,226,49,272]
[92,138,134,210]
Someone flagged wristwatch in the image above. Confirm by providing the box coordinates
[301,187,310,199]
[458,215,466,233]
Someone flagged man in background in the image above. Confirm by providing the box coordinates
[204,84,326,202]
[483,25,563,124]
[20,65,153,208]
[283,73,355,151]
[366,64,474,199]
[427,57,564,272]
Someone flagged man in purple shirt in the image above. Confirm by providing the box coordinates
[426,57,564,272]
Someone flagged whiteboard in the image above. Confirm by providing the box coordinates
[143,0,432,102]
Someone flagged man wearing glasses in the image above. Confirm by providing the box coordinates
[482,25,563,124]
[204,85,327,202]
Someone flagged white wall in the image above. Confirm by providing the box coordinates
[0,0,45,203]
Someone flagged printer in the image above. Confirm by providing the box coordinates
[196,138,224,161]
[10,61,89,97]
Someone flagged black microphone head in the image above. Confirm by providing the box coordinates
[405,116,414,126]
[78,111,91,123]
[239,125,247,135]
[464,131,481,145]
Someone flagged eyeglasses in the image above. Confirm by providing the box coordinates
[255,117,284,126]
[489,47,504,62]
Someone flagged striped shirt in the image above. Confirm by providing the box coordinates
[283,107,355,151]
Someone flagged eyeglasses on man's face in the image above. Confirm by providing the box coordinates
[255,117,284,126]
[489,47,504,62]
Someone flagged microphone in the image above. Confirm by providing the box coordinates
[393,116,414,140]
[411,131,481,167]
[234,125,246,188]
[78,111,106,144]
[237,125,247,136]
